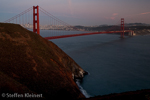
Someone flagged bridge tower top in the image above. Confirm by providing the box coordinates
[33,5,40,35]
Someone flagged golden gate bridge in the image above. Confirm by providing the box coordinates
[4,5,134,39]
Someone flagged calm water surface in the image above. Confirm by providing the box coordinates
[41,30,150,97]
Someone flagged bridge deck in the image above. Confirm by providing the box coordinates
[44,30,132,40]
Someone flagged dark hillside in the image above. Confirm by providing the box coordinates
[0,23,85,99]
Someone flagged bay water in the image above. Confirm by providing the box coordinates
[41,30,150,97]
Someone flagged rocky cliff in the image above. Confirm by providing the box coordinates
[0,23,86,99]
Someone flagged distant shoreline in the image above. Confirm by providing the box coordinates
[134,29,150,36]
[82,89,150,100]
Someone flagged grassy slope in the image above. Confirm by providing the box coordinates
[0,23,85,99]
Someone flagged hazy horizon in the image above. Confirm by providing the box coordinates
[0,0,150,26]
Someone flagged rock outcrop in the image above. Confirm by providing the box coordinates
[0,23,86,99]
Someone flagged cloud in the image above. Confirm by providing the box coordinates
[125,12,150,18]
[105,13,118,20]
[110,17,115,20]
[113,13,118,16]
[140,12,150,15]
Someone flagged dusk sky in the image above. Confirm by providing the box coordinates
[0,0,150,26]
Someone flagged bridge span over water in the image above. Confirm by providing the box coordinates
[4,5,134,39]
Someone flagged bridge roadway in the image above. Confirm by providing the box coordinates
[44,30,133,40]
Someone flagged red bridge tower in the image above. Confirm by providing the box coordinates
[33,6,40,35]
[121,18,124,38]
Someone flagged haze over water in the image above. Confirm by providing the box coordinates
[41,30,150,97]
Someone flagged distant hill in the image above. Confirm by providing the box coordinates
[0,23,86,99]
[75,23,150,31]
[124,23,150,26]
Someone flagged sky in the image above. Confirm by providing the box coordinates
[0,0,150,26]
